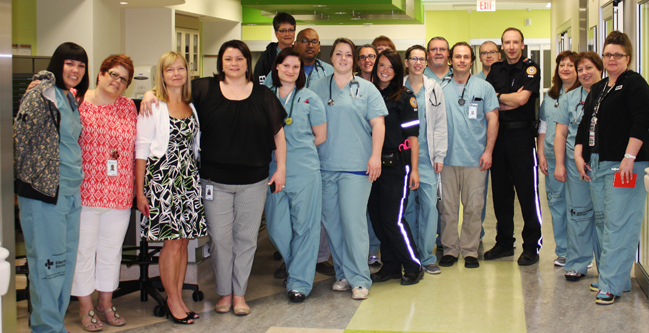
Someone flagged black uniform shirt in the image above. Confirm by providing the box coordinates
[486,57,540,123]
[380,86,420,153]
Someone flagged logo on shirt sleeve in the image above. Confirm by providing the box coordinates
[526,67,537,75]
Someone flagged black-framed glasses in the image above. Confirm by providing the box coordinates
[358,54,376,61]
[277,28,296,34]
[408,57,426,63]
[107,71,128,85]
[299,38,320,46]
[480,50,499,56]
[602,53,628,60]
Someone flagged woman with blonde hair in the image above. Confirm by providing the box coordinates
[135,51,206,324]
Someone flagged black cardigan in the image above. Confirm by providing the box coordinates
[575,70,649,163]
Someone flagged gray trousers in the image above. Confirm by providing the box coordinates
[438,166,487,258]
[202,179,267,296]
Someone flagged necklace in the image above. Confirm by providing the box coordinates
[224,81,248,99]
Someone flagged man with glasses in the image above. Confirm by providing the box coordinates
[253,12,296,84]
[485,27,543,266]
[424,37,453,87]
[475,41,501,80]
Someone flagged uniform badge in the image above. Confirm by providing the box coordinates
[410,97,418,108]
[526,67,537,75]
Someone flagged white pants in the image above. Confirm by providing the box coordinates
[71,206,131,296]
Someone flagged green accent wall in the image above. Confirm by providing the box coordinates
[12,0,37,54]
[426,10,551,46]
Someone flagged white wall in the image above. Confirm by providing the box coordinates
[93,0,123,83]
[201,20,241,77]
[170,0,241,22]
[125,8,174,70]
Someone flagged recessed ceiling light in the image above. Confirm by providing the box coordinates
[335,12,346,15]
[313,5,326,8]
[120,2,128,4]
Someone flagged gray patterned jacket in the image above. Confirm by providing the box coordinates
[14,71,61,204]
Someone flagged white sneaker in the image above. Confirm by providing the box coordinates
[588,260,594,269]
[553,257,566,267]
[351,286,369,300]
[332,278,350,291]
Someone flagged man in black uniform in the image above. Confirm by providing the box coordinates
[253,12,296,84]
[485,27,543,266]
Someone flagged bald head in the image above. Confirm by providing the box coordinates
[294,28,321,65]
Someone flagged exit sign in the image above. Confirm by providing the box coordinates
[477,0,496,11]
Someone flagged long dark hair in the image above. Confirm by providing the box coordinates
[372,49,406,101]
[47,42,89,104]
[216,40,253,82]
[271,48,306,90]
[548,51,580,99]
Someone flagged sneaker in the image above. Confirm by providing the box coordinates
[423,263,441,274]
[332,278,350,291]
[351,286,369,300]
[368,253,382,266]
[595,291,617,305]
[484,245,514,260]
[564,270,585,281]
[553,257,566,267]
[316,261,336,276]
[438,255,458,267]
[590,282,631,293]
[517,251,539,266]
[588,260,594,269]
[464,256,479,268]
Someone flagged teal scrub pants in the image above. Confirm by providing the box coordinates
[404,170,439,266]
[321,171,372,289]
[545,158,567,257]
[265,172,322,295]
[588,154,647,296]
[19,193,81,333]
[564,157,597,274]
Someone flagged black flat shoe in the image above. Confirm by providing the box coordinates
[484,245,514,260]
[287,290,306,302]
[401,269,424,285]
[438,255,458,267]
[517,251,539,266]
[464,256,479,268]
[370,269,401,282]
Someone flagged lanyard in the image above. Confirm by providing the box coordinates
[571,87,585,124]
[328,74,360,106]
[272,86,297,125]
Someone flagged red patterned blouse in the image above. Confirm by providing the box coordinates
[78,96,137,209]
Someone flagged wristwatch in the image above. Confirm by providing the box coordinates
[624,153,636,160]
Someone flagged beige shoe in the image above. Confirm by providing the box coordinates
[351,286,369,300]
[80,310,103,332]
[332,278,350,291]
[95,305,126,326]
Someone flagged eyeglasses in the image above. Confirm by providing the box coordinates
[107,71,128,85]
[299,38,320,46]
[429,47,447,53]
[480,50,499,56]
[602,53,628,60]
[358,54,376,61]
[408,57,426,63]
[277,28,295,34]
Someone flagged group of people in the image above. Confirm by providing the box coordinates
[13,11,649,333]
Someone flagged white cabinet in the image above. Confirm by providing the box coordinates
[176,28,200,79]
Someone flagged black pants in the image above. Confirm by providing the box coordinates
[368,162,421,274]
[491,128,543,253]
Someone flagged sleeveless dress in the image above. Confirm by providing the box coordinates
[141,114,206,241]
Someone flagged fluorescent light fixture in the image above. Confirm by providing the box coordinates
[546,2,551,8]
[120,2,128,4]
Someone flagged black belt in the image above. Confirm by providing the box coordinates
[381,151,409,167]
[500,121,532,130]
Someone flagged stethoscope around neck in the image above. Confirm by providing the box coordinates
[328,74,360,106]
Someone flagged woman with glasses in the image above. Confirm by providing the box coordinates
[403,45,447,275]
[537,51,580,268]
[265,48,327,302]
[555,51,602,283]
[310,38,387,300]
[357,44,377,82]
[367,49,424,285]
[70,54,137,331]
[575,31,649,305]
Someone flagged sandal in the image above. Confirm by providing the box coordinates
[81,310,103,332]
[95,305,126,326]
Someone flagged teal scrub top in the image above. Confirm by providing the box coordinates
[424,67,453,87]
[55,87,83,195]
[556,87,587,160]
[405,80,435,182]
[442,77,498,167]
[264,59,334,89]
[539,87,566,160]
[475,71,487,80]
[269,87,327,177]
[310,75,388,172]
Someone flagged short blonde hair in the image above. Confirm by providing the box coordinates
[153,51,192,103]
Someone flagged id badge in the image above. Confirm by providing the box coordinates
[588,117,597,146]
[106,160,118,176]
[468,103,478,119]
[205,184,214,201]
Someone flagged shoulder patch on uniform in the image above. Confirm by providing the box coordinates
[526,66,537,75]
[409,96,418,108]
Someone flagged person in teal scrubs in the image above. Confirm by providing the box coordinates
[537,51,580,267]
[265,48,327,302]
[555,51,602,281]
[310,38,388,300]
[403,45,447,275]
[14,42,89,333]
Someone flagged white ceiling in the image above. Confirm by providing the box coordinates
[422,0,551,11]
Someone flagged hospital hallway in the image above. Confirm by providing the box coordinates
[15,176,649,333]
